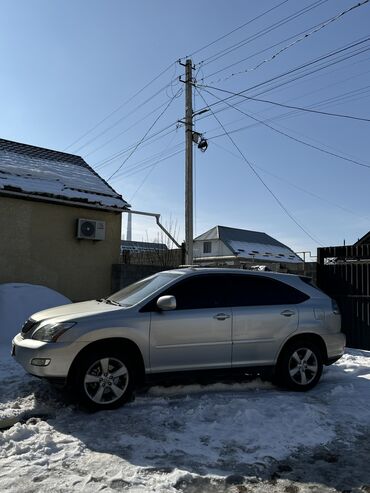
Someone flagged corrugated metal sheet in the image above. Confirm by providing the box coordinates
[317,244,370,349]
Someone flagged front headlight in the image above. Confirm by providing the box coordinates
[32,322,76,342]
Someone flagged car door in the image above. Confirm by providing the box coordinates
[146,274,233,372]
[229,275,307,367]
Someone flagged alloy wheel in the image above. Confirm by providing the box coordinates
[83,357,129,405]
[288,348,319,386]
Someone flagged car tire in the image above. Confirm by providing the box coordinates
[72,349,136,410]
[277,339,323,391]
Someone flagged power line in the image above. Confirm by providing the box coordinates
[202,78,370,147]
[94,124,176,170]
[201,0,370,84]
[184,0,291,60]
[212,140,370,221]
[63,61,176,152]
[128,132,180,202]
[73,81,178,155]
[199,83,370,123]
[199,0,329,68]
[201,86,370,171]
[206,69,370,139]
[112,142,183,179]
[194,37,370,116]
[107,93,179,181]
[84,93,181,159]
[195,87,324,245]
[201,18,331,83]
[196,46,370,134]
[204,81,370,167]
[96,40,369,173]
[114,148,184,181]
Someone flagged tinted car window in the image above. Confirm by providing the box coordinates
[225,275,309,306]
[141,273,309,312]
[142,274,231,311]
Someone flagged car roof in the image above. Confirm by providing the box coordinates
[164,267,303,281]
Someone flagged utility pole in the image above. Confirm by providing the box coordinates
[184,58,194,265]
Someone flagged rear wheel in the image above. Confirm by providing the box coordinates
[73,350,135,410]
[277,340,323,391]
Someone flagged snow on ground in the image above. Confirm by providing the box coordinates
[1,346,370,492]
[0,283,71,345]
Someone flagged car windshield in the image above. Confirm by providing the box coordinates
[107,272,183,307]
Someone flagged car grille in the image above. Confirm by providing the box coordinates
[21,319,38,335]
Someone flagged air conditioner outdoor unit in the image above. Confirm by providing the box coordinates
[77,219,106,241]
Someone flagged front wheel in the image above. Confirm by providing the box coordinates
[73,350,135,410]
[277,340,323,391]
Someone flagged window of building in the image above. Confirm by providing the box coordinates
[203,241,212,254]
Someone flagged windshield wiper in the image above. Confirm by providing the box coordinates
[97,298,121,306]
[105,299,121,306]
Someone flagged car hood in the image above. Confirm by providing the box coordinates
[30,300,122,323]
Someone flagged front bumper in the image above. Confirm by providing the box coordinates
[12,333,86,378]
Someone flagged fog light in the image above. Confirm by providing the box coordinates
[31,358,51,367]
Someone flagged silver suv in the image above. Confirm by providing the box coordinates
[12,268,345,410]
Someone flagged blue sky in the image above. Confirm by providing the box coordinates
[1,0,369,255]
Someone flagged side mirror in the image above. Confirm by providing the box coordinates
[157,295,176,311]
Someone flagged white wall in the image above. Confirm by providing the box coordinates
[193,239,232,258]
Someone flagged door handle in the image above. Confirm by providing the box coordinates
[281,310,295,317]
[213,313,231,321]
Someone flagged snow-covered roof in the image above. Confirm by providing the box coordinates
[0,138,129,211]
[195,225,303,264]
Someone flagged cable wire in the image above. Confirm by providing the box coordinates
[107,92,179,181]
[212,140,370,221]
[73,81,177,155]
[199,83,370,123]
[94,124,177,169]
[194,37,370,116]
[116,148,184,180]
[183,0,290,60]
[128,132,180,202]
[112,142,183,180]
[64,61,176,152]
[201,0,370,83]
[201,87,370,170]
[195,87,324,245]
[85,96,180,159]
[199,0,328,68]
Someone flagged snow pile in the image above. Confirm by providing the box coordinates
[0,283,71,345]
[1,348,370,491]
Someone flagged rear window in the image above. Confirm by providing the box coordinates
[227,275,309,306]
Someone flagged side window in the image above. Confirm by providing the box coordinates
[163,275,230,310]
[227,275,309,306]
[142,275,231,311]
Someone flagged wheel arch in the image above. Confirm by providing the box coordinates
[276,332,329,369]
[67,337,146,386]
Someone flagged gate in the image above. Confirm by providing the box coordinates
[317,244,370,349]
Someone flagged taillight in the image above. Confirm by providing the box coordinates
[331,299,340,315]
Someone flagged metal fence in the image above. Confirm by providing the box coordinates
[317,245,370,349]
